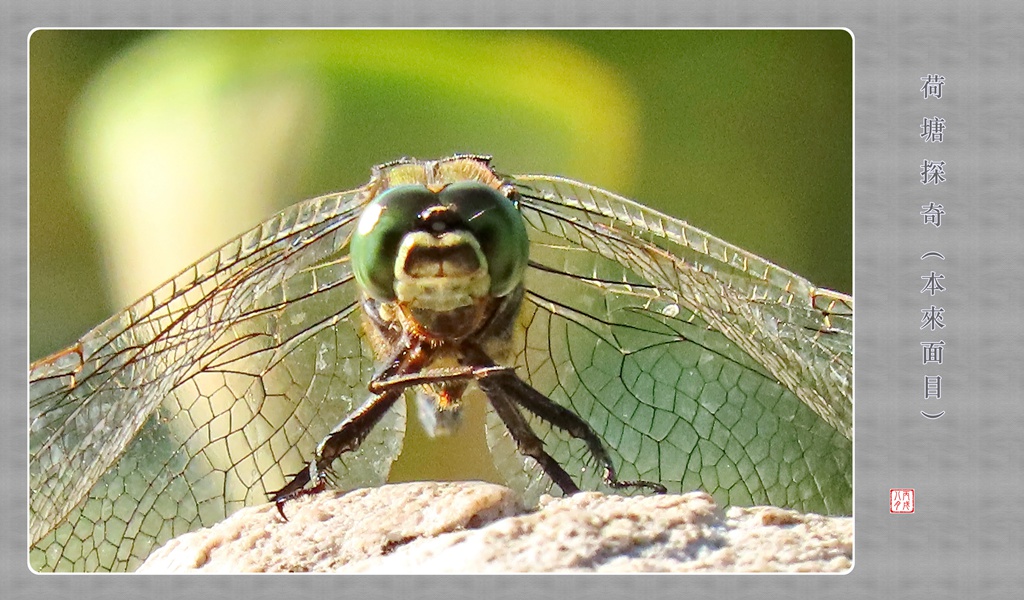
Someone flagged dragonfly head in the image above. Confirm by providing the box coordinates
[351,178,530,339]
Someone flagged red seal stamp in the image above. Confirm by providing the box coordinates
[890,488,915,513]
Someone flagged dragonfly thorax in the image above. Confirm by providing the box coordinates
[413,351,470,438]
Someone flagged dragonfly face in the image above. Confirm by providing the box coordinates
[29,154,853,572]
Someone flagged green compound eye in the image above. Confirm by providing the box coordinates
[350,181,530,302]
[437,181,529,298]
[350,185,438,300]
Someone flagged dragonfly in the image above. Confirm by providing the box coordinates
[29,154,852,572]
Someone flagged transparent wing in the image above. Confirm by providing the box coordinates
[486,175,852,514]
[29,186,406,571]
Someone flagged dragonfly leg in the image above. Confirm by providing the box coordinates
[465,345,666,495]
[510,374,666,494]
[483,383,581,495]
[272,387,405,519]
[272,340,431,519]
[368,364,512,394]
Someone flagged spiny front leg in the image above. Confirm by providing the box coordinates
[465,344,667,495]
[500,371,666,494]
[271,386,405,518]
[271,340,429,518]
[483,381,581,495]
[271,345,516,518]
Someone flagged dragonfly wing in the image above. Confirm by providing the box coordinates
[29,186,406,571]
[484,175,851,514]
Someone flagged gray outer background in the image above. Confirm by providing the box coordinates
[4,2,1021,599]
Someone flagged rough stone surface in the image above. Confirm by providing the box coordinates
[138,481,852,573]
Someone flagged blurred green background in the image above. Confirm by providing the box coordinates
[29,29,852,486]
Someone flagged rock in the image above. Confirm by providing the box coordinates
[138,481,852,573]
